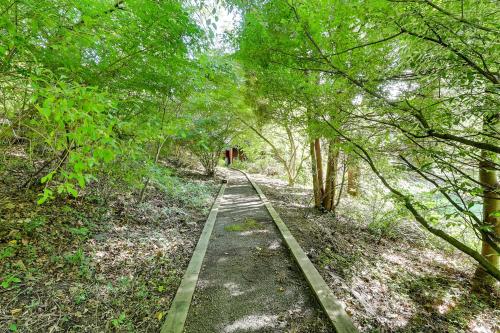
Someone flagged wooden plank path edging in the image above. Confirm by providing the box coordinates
[160,183,226,333]
[240,170,359,333]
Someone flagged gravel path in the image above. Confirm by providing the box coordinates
[183,170,332,333]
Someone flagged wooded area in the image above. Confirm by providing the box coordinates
[0,0,498,332]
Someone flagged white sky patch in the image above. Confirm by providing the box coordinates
[382,80,419,101]
[191,0,242,52]
[352,94,363,106]
[82,48,101,65]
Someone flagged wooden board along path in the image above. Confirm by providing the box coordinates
[240,170,358,333]
[160,183,226,333]
[161,170,357,333]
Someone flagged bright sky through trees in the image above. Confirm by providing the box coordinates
[191,0,241,51]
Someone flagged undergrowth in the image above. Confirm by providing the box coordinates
[0,153,218,332]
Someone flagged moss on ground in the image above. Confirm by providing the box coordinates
[224,218,265,232]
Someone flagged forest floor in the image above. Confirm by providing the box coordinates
[0,151,219,332]
[2,151,499,333]
[248,172,500,333]
[184,170,331,333]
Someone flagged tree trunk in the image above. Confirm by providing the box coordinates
[347,156,360,196]
[314,138,325,198]
[138,102,168,204]
[474,114,499,287]
[310,141,321,208]
[323,140,339,211]
[137,138,166,204]
[285,166,294,187]
[335,154,347,208]
[285,125,297,186]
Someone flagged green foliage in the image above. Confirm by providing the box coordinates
[182,113,232,176]
[8,323,17,332]
[1,275,21,289]
[235,0,500,280]
[73,290,87,305]
[64,249,86,266]
[317,248,334,269]
[22,217,46,235]
[67,227,90,236]
[111,313,127,328]
[0,245,17,261]
[362,192,407,239]
[317,247,360,277]
[175,55,247,175]
[367,215,402,240]
[1,0,203,202]
[149,165,216,208]
[34,81,117,201]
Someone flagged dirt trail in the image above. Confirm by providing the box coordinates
[183,170,332,333]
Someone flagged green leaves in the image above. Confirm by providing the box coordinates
[37,189,54,205]
[1,0,205,203]
[31,80,118,202]
[111,313,127,328]
[8,323,17,332]
[58,183,78,198]
[41,171,56,185]
[233,0,500,280]
[0,275,21,289]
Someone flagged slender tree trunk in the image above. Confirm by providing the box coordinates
[314,138,324,198]
[335,154,347,208]
[323,140,339,211]
[474,114,499,287]
[138,102,168,204]
[285,125,297,185]
[347,156,360,196]
[138,178,151,204]
[476,160,499,282]
[310,141,321,208]
[138,138,166,204]
[285,166,294,187]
